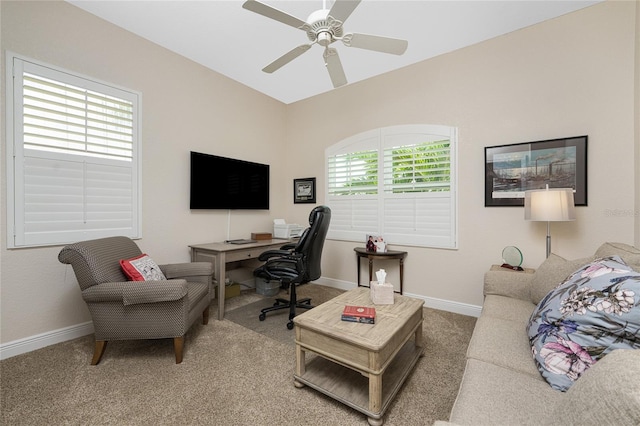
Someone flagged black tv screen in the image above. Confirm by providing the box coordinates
[190,151,269,210]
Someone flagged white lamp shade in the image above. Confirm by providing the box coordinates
[524,188,576,221]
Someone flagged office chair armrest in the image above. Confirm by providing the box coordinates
[258,249,294,262]
[260,253,307,282]
[279,242,297,250]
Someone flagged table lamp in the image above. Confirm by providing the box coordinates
[524,184,576,258]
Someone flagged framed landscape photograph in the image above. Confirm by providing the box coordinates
[484,136,588,207]
[293,177,316,204]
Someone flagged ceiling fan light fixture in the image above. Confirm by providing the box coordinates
[317,31,333,47]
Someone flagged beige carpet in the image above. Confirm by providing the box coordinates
[1,285,476,425]
[225,284,345,344]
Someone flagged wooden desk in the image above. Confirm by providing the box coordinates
[354,247,407,295]
[190,239,290,320]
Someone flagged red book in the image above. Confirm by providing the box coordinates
[341,305,376,324]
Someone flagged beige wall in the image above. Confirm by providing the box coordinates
[284,0,638,306]
[1,1,287,343]
[1,1,638,346]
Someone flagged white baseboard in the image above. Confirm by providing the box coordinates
[0,321,94,361]
[312,278,482,318]
[1,278,481,360]
[405,293,482,317]
[312,276,355,291]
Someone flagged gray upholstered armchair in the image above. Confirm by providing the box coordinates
[58,236,212,365]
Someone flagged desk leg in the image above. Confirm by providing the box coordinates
[368,258,373,285]
[399,257,404,295]
[215,252,226,320]
[356,256,361,287]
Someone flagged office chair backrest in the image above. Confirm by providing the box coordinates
[294,206,331,282]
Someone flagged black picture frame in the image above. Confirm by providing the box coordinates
[294,177,316,204]
[484,136,588,207]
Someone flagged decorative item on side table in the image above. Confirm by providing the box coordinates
[501,246,524,271]
[293,177,316,204]
[366,234,386,252]
[370,269,394,305]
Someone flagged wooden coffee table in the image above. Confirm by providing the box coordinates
[292,287,424,426]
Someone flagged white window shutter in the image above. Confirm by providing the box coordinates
[8,53,141,248]
[326,125,457,249]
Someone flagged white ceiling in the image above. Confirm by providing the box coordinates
[67,0,601,104]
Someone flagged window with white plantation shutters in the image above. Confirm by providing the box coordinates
[6,53,141,248]
[326,125,457,249]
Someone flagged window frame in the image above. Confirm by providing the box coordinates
[325,124,458,249]
[5,52,142,248]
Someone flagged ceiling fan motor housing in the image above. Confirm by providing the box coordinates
[303,9,344,45]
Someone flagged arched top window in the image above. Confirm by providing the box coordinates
[326,125,457,249]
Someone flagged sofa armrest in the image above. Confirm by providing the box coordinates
[82,280,188,305]
[159,262,213,279]
[484,269,534,302]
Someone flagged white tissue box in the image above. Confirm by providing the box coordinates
[370,281,394,305]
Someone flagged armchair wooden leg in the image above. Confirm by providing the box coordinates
[174,336,184,364]
[202,306,209,325]
[91,340,108,365]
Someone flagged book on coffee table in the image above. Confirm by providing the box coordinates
[341,305,376,324]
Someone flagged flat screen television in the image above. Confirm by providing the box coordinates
[190,151,269,210]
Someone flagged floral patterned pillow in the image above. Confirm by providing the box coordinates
[526,256,640,391]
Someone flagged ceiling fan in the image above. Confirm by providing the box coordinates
[242,0,408,88]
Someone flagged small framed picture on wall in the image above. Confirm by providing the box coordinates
[293,177,316,204]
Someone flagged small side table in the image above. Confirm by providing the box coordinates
[354,247,407,294]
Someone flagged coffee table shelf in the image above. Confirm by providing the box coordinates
[294,339,422,423]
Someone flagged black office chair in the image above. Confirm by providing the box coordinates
[254,206,331,329]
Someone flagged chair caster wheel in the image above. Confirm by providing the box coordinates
[259,313,266,321]
[287,321,294,330]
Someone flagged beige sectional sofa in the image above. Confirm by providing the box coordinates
[438,242,640,426]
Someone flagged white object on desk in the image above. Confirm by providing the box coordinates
[273,219,304,239]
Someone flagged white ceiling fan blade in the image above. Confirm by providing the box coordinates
[262,44,312,73]
[242,0,306,29]
[328,0,361,23]
[323,47,347,88]
[343,33,408,55]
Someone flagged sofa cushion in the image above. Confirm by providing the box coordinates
[449,359,562,425]
[527,256,640,391]
[467,315,542,380]
[548,349,640,425]
[530,253,593,304]
[595,242,640,271]
[120,254,167,281]
[482,294,535,324]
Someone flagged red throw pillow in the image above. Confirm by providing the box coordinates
[119,254,167,281]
